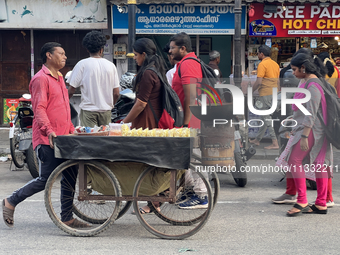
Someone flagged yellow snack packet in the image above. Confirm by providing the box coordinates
[141,128,148,137]
[168,128,175,137]
[136,128,143,136]
[162,129,169,137]
[173,128,181,137]
[181,127,190,137]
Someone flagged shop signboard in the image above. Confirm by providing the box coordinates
[112,4,247,35]
[249,3,340,37]
[3,99,19,124]
[0,0,107,29]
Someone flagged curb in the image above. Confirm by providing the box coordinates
[0,147,11,155]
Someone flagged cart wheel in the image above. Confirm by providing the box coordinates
[153,170,219,227]
[116,201,132,220]
[44,160,122,237]
[73,201,132,224]
[232,152,247,187]
[133,167,213,240]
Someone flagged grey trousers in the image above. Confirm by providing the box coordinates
[255,95,277,141]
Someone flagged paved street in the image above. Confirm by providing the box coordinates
[1,157,340,255]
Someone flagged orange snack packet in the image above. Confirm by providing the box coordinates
[109,130,122,136]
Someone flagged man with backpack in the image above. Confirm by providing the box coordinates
[168,32,208,209]
[170,32,202,129]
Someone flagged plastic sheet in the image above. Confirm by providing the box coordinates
[54,135,193,170]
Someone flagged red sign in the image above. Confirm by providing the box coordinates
[3,99,19,124]
[249,3,340,37]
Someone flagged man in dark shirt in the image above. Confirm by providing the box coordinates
[208,50,222,78]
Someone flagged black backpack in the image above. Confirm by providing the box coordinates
[147,67,184,128]
[178,57,222,104]
[304,78,340,149]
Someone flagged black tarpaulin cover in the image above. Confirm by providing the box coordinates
[54,135,192,170]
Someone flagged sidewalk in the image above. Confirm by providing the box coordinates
[248,138,279,160]
[0,128,10,155]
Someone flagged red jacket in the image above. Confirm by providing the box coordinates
[29,65,74,150]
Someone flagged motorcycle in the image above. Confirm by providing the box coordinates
[111,89,135,123]
[232,118,256,187]
[9,94,39,178]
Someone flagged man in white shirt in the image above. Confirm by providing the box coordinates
[68,31,120,127]
[163,43,178,87]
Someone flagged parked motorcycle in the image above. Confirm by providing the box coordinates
[9,94,39,178]
[111,89,135,123]
[232,119,256,187]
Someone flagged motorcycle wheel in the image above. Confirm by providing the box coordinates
[10,136,25,169]
[26,144,39,178]
[232,152,247,187]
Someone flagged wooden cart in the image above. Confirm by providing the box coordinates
[44,135,219,239]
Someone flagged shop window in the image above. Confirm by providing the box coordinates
[191,37,211,55]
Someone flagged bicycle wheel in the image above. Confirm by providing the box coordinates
[133,167,213,240]
[10,127,25,168]
[44,160,122,237]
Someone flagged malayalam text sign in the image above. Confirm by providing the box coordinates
[112,4,247,35]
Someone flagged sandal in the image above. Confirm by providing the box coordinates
[286,203,310,217]
[302,204,327,214]
[131,207,153,215]
[2,199,14,227]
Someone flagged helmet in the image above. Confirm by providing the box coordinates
[120,72,135,90]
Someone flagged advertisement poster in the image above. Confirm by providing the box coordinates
[3,99,19,124]
[0,0,107,29]
[112,4,247,35]
[249,3,340,37]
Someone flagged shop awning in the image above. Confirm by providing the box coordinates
[109,0,339,4]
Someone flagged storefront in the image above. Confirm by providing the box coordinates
[111,3,247,79]
[0,0,109,125]
[248,3,340,74]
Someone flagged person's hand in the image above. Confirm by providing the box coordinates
[48,132,57,149]
[300,137,309,151]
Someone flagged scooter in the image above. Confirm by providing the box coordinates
[9,94,39,178]
[111,89,135,123]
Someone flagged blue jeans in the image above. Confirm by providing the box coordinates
[7,145,77,222]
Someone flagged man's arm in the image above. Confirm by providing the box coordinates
[30,77,54,137]
[252,77,263,92]
[113,87,120,105]
[68,86,76,99]
[183,83,196,126]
